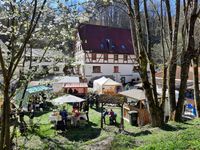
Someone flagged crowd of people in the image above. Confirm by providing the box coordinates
[50,103,89,131]
[13,92,48,135]
[28,93,47,112]
[67,88,79,95]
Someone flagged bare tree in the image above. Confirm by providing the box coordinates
[165,0,181,120]
[192,51,200,118]
[125,0,165,127]
[175,1,200,121]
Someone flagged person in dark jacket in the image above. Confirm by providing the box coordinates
[83,102,89,122]
[60,106,68,126]
[103,109,109,124]
[29,109,35,127]
[18,108,25,124]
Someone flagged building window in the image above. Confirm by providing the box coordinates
[124,54,128,61]
[112,44,116,50]
[114,66,119,73]
[92,53,96,60]
[114,54,118,61]
[93,66,101,73]
[53,66,59,71]
[104,54,108,61]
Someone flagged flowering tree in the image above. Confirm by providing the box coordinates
[0,0,94,149]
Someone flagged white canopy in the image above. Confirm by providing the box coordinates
[93,76,122,94]
[52,94,86,105]
[53,76,80,92]
[104,78,122,86]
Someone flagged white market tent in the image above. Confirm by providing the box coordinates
[93,76,122,94]
[52,94,86,105]
[53,76,80,92]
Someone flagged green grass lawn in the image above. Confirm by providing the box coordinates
[15,105,200,150]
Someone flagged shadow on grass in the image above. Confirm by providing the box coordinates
[88,121,99,127]
[24,110,51,117]
[160,124,187,131]
[26,127,68,150]
[35,110,51,117]
[59,121,101,142]
[122,130,152,137]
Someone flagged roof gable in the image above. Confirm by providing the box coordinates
[78,24,134,54]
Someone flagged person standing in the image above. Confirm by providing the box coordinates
[103,109,108,124]
[60,106,68,126]
[18,108,25,124]
[29,109,35,128]
[83,102,89,122]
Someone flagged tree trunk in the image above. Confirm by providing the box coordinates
[0,81,11,150]
[175,54,190,121]
[101,103,103,128]
[166,0,180,121]
[149,105,164,127]
[160,0,168,121]
[175,1,199,121]
[120,105,124,131]
[126,0,165,127]
[168,64,177,120]
[143,0,158,102]
[192,56,200,117]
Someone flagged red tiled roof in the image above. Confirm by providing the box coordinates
[155,66,200,81]
[78,24,134,54]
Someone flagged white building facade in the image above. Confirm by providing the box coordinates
[74,24,140,84]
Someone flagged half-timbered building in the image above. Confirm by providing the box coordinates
[74,23,139,83]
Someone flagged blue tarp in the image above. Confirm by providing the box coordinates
[26,85,52,94]
[15,85,52,107]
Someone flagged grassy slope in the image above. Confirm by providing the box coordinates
[16,106,200,150]
[112,119,200,150]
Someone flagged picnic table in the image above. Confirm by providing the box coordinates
[49,115,62,122]
[49,111,87,127]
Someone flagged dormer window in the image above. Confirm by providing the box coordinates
[106,39,112,50]
[100,43,104,49]
[112,44,116,50]
[121,44,126,49]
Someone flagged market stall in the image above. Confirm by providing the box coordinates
[93,76,122,94]
[63,83,88,97]
[119,89,150,126]
[51,94,87,127]
[52,94,86,105]
[15,85,52,108]
[52,76,80,93]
